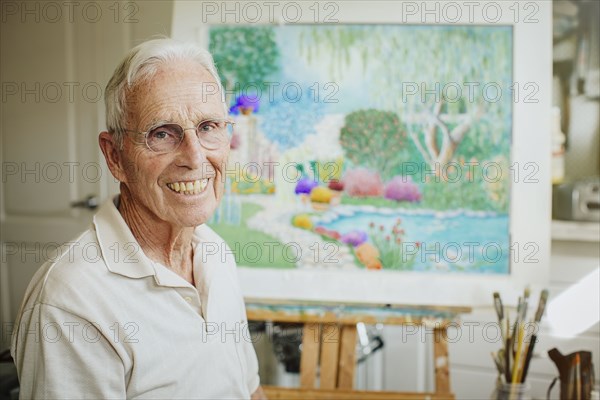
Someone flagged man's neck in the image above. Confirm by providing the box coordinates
[117,188,196,285]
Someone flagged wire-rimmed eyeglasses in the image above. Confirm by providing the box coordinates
[125,118,234,153]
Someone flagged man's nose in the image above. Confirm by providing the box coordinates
[175,129,209,168]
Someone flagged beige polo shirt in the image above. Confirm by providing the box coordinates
[11,196,260,399]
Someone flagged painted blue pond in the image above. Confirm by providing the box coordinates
[316,209,510,274]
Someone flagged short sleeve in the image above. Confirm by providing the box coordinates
[12,303,126,399]
[237,290,260,394]
[242,313,261,395]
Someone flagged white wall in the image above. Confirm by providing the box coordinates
[0,0,174,351]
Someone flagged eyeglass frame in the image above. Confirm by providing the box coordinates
[122,117,235,153]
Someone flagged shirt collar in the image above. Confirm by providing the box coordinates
[92,196,233,288]
[93,195,156,279]
[191,223,236,292]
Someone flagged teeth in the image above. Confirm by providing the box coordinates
[166,179,209,195]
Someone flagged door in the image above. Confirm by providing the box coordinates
[0,0,173,350]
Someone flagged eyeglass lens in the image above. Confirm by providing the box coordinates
[146,120,231,152]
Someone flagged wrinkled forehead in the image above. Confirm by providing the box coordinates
[125,62,226,126]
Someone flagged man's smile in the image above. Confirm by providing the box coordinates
[166,178,209,195]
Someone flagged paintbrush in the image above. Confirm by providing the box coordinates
[509,323,526,400]
[493,292,505,340]
[498,348,506,376]
[505,316,511,383]
[521,287,531,322]
[567,357,576,399]
[512,323,525,384]
[513,288,530,359]
[520,289,549,383]
[491,351,504,376]
[575,353,581,400]
[512,297,522,355]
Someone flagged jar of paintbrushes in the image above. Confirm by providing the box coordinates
[490,381,531,400]
[490,288,549,400]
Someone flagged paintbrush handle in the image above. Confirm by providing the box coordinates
[575,354,581,400]
[494,293,504,320]
[505,336,511,383]
[512,324,525,384]
[567,361,576,400]
[534,289,549,323]
[520,335,536,383]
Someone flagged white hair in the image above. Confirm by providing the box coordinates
[104,38,225,147]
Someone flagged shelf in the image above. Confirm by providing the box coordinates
[551,219,600,242]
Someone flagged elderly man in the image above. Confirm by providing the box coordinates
[11,38,266,399]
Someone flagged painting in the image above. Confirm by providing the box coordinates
[207,24,513,275]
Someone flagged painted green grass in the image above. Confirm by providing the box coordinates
[208,203,296,269]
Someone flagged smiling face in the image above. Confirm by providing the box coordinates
[111,61,229,228]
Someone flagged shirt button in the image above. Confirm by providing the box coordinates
[184,296,193,303]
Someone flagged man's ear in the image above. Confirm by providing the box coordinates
[99,131,127,183]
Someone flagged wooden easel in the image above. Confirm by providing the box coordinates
[246,298,471,400]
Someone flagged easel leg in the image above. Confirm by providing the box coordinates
[300,323,321,389]
[433,326,451,394]
[319,323,340,389]
[337,324,358,389]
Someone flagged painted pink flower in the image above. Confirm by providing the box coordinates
[343,168,384,197]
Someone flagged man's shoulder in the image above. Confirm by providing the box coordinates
[20,227,116,311]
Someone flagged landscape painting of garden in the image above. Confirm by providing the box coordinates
[207,24,513,274]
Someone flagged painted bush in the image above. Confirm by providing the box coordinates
[292,214,313,230]
[384,176,422,202]
[310,187,334,203]
[295,177,319,194]
[355,243,382,270]
[328,179,344,191]
[314,226,341,240]
[343,168,384,197]
[340,230,368,247]
[230,94,260,115]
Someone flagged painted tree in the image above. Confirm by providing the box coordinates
[209,26,280,102]
[299,25,512,168]
[339,109,407,179]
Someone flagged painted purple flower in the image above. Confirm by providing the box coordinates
[340,230,368,247]
[295,177,318,194]
[384,176,422,202]
[230,94,260,115]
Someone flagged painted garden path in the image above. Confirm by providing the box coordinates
[243,195,358,270]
